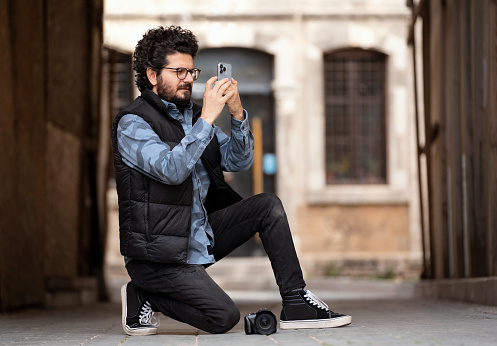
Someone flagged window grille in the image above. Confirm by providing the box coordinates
[324,49,387,184]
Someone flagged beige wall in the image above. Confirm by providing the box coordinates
[297,204,417,276]
[299,205,410,255]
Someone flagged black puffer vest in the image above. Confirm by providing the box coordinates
[111,89,242,263]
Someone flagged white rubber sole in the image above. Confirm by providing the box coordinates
[280,315,352,329]
[121,283,157,336]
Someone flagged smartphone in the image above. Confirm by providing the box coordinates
[217,62,232,81]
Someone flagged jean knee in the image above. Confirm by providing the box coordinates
[255,193,282,210]
[257,193,285,218]
[210,304,240,334]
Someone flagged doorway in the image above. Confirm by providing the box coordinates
[192,47,276,256]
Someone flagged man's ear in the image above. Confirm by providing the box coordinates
[146,68,158,87]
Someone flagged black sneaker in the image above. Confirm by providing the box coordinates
[280,289,351,329]
[121,282,160,335]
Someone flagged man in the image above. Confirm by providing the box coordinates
[112,25,351,336]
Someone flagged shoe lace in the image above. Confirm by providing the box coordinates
[139,301,160,327]
[304,290,329,311]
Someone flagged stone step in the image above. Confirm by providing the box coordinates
[206,256,278,291]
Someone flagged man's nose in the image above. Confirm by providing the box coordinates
[184,71,194,82]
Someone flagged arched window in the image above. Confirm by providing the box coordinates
[324,48,387,184]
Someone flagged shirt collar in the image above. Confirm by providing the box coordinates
[160,99,193,125]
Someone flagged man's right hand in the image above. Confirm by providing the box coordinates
[201,76,235,126]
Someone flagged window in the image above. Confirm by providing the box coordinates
[103,48,134,116]
[324,49,387,185]
[102,47,134,181]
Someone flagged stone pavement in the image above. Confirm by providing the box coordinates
[1,278,497,345]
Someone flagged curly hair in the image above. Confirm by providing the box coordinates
[133,26,199,92]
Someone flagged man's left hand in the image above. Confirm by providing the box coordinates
[225,78,244,121]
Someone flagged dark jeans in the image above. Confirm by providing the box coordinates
[126,193,306,334]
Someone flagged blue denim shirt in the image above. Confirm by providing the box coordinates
[117,100,254,264]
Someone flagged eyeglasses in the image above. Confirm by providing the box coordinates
[162,67,201,81]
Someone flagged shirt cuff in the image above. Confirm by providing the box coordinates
[231,109,250,133]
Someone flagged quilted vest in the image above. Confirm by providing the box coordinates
[111,89,242,263]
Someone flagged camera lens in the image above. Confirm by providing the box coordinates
[260,316,271,327]
[254,311,276,335]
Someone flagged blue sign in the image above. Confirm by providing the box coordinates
[263,153,277,175]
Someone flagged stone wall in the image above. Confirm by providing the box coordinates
[298,204,421,278]
[104,0,421,278]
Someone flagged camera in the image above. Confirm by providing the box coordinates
[244,309,277,335]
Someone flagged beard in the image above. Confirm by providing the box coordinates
[156,75,192,107]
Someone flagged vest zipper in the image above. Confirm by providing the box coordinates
[144,176,150,243]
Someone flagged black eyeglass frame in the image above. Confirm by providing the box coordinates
[162,67,201,81]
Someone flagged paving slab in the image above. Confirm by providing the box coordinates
[1,296,497,345]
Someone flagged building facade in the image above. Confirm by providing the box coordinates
[104,0,421,278]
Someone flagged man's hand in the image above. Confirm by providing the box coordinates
[225,78,244,121]
[201,77,235,126]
